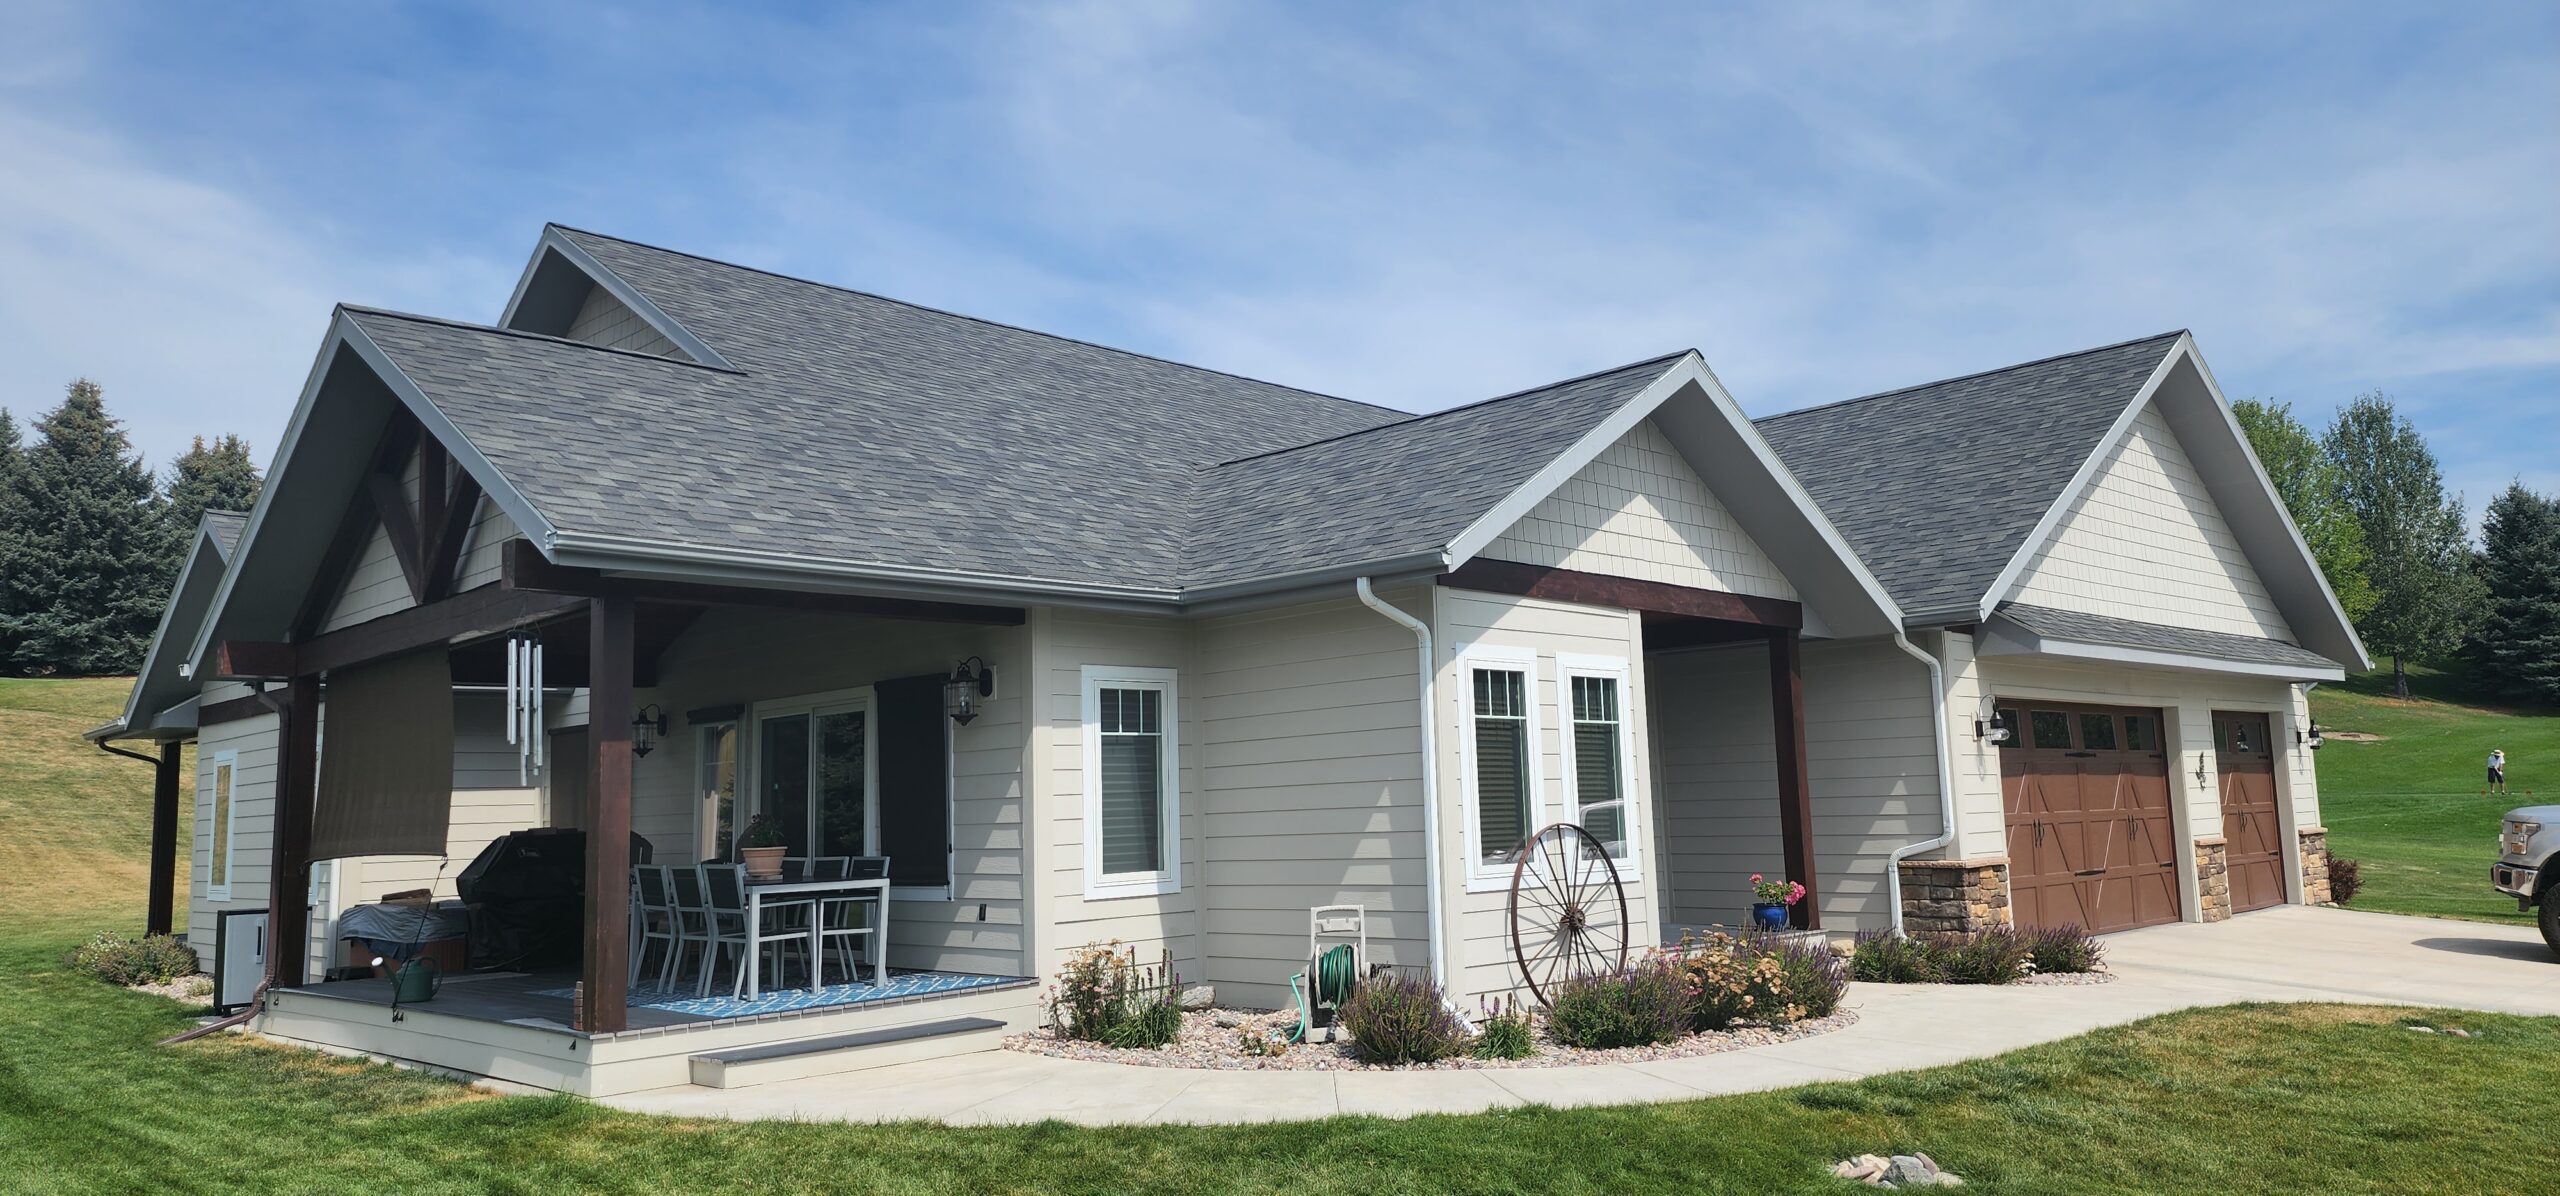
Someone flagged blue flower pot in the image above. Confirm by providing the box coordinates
[1752,902,1790,931]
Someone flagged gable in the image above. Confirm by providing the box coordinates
[1482,418,1798,602]
[318,446,524,633]
[2008,402,2294,642]
[565,283,684,358]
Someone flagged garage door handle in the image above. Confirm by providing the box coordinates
[2034,823,2046,847]
[2075,868,2105,877]
[2065,751,2097,758]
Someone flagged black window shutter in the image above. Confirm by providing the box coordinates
[875,674,951,888]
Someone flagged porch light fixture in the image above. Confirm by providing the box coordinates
[631,704,668,757]
[944,657,995,726]
[2300,721,2324,751]
[1974,701,2011,745]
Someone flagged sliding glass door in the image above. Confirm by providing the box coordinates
[752,692,874,859]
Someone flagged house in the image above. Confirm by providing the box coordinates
[91,225,2363,1095]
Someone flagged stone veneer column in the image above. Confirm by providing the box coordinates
[1897,857,2010,934]
[2193,836,2232,922]
[2298,827,2333,905]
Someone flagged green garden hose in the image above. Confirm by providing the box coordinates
[1286,943,1359,1044]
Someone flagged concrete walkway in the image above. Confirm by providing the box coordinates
[600,906,2559,1126]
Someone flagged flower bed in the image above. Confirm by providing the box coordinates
[1848,925,2111,985]
[1003,1004,1858,1071]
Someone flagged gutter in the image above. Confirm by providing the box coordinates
[1354,578,1456,1000]
[1884,631,1960,936]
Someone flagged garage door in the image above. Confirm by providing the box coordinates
[2215,711,2285,914]
[1997,701,2179,934]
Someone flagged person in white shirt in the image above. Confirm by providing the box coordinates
[2488,748,2507,795]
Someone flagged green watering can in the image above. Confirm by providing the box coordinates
[391,955,442,1004]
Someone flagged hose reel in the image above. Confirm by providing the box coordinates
[1287,905,1367,1044]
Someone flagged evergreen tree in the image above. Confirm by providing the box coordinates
[2468,483,2560,706]
[0,407,25,666]
[2323,393,2483,697]
[0,381,176,675]
[2234,398,2377,623]
[164,433,262,532]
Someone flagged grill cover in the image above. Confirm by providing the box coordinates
[456,829,651,969]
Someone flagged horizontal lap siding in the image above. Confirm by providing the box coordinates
[1042,611,1196,983]
[564,284,684,358]
[1435,589,1656,1003]
[451,504,519,591]
[635,608,1032,977]
[1483,419,1797,601]
[2012,404,2296,642]
[189,709,279,971]
[1800,637,1942,931]
[1647,644,1779,933]
[1196,592,1427,1009]
[321,446,424,632]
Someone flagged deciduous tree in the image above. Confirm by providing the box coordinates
[2234,398,2376,623]
[2323,393,2482,697]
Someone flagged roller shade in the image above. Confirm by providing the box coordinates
[875,674,951,887]
[310,648,454,862]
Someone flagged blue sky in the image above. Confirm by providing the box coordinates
[3,2,2553,527]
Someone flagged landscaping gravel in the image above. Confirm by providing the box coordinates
[2016,970,2118,986]
[1004,1005,1859,1070]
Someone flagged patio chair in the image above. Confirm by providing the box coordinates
[818,856,890,986]
[630,865,682,990]
[699,863,811,999]
[668,864,712,992]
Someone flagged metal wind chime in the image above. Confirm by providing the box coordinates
[504,630,546,784]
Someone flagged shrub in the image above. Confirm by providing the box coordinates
[2329,856,2364,904]
[2023,924,2105,974]
[66,932,196,987]
[1666,933,1796,1031]
[1472,995,1535,1060]
[1934,928,2033,984]
[1849,930,1941,983]
[1746,930,1849,1018]
[1548,955,1691,1048]
[1338,970,1468,1064]
[1048,940,1182,1049]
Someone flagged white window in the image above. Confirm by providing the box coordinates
[1559,655,1640,875]
[1082,665,1180,898]
[204,752,239,900]
[696,721,739,861]
[746,689,876,861]
[1458,646,1543,891]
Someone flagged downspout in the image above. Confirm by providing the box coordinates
[1354,578,1453,993]
[1885,631,1960,936]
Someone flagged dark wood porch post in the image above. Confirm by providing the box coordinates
[580,595,635,1032]
[1768,629,1819,930]
[269,674,321,986]
[146,742,182,937]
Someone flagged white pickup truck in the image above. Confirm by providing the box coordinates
[2493,804,2559,958]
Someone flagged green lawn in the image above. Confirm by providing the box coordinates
[5,677,2557,1194]
[2311,664,2557,926]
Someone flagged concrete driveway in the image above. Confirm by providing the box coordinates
[599,905,2558,1126]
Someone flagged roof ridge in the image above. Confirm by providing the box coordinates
[1755,330,2186,427]
[543,224,1412,421]
[339,304,744,373]
[1206,350,1694,469]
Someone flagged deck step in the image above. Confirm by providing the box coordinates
[687,1016,1009,1089]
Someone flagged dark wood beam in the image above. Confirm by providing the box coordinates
[579,595,635,1033]
[1768,628,1819,931]
[365,470,427,605]
[1440,558,1803,629]
[268,674,321,988]
[147,743,181,938]
[198,692,276,728]
[295,415,421,639]
[421,470,483,600]
[215,640,299,680]
[417,437,449,574]
[304,588,586,679]
[501,539,1027,626]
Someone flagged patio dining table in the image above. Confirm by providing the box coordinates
[744,875,891,998]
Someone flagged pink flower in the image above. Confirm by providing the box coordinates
[1749,874,1763,884]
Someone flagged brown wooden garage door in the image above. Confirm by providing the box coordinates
[1997,701,2180,934]
[2215,711,2286,914]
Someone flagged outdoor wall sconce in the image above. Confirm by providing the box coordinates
[1974,708,2012,745]
[2299,721,2325,750]
[2196,753,2212,786]
[945,658,995,726]
[631,704,668,757]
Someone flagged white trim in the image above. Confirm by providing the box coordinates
[1080,664,1183,900]
[1975,335,2181,624]
[1555,652,1643,882]
[1455,644,1547,894]
[204,752,240,901]
[743,686,881,861]
[1975,618,2347,682]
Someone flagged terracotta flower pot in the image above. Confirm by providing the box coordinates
[741,846,787,879]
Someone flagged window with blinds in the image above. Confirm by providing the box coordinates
[1472,666,1532,866]
[1570,674,1628,858]
[1084,666,1181,897]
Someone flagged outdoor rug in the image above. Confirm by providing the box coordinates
[532,970,1027,1018]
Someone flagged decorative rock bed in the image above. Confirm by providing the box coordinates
[1003,1005,1858,1071]
[2015,970,2118,987]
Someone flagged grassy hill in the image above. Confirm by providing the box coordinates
[0,677,186,941]
[2310,664,2557,926]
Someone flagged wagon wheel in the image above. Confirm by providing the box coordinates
[1507,823,1630,1006]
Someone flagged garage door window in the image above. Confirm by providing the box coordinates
[2030,710,2073,750]
[2079,712,2117,750]
[2124,715,2159,752]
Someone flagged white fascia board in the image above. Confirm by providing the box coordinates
[504,227,737,371]
[2160,340,2373,671]
[1975,335,2188,624]
[1975,618,2345,682]
[1446,353,1905,636]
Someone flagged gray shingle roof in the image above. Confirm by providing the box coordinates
[348,230,1688,597]
[1753,333,2184,624]
[1995,602,2340,672]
